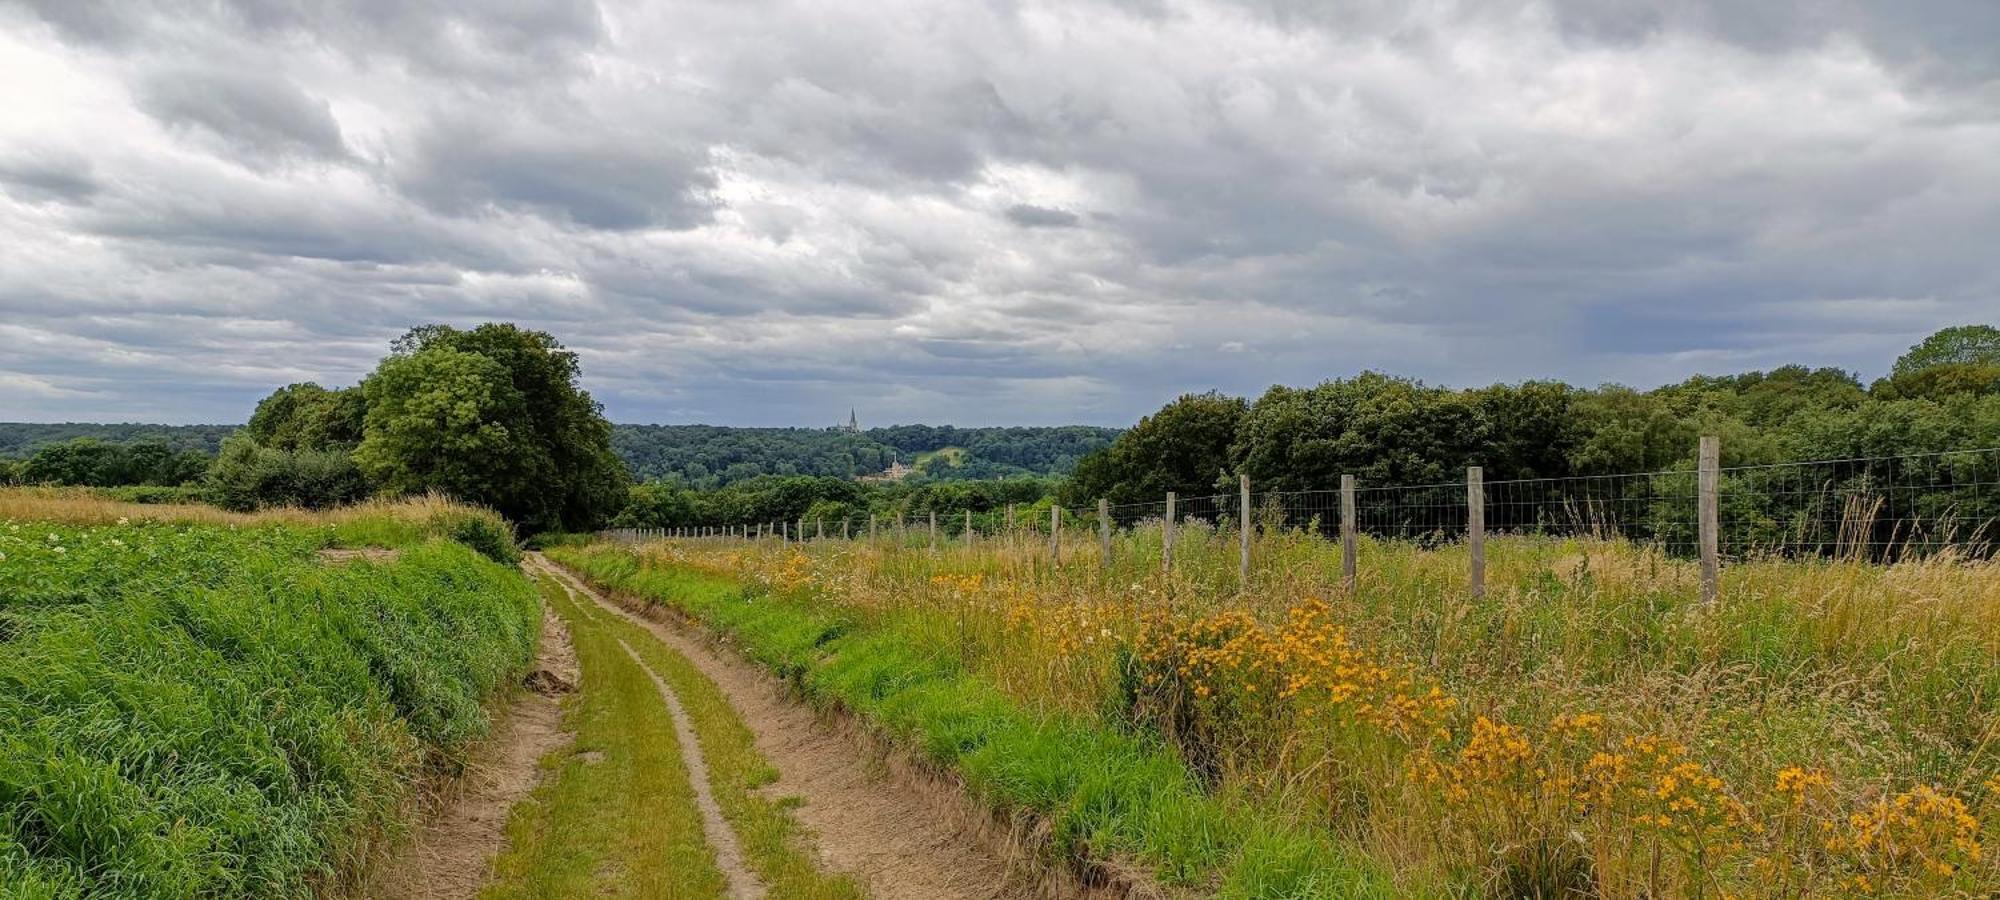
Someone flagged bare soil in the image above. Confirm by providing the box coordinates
[532,556,1128,900]
[364,598,579,900]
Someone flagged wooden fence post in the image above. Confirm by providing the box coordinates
[1098,498,1111,571]
[816,518,824,541]
[1340,474,1357,592]
[843,518,851,540]
[1239,473,1252,590]
[1163,491,1177,575]
[1467,466,1485,599]
[965,508,974,545]
[1699,435,1720,606]
[929,511,938,553]
[1050,505,1061,563]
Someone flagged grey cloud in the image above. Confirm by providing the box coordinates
[1005,204,1081,228]
[2,0,1998,427]
[137,67,348,164]
[19,0,605,80]
[395,113,716,231]
[0,151,100,205]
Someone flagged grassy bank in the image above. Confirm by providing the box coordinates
[0,503,540,897]
[554,530,1999,898]
[547,543,1403,899]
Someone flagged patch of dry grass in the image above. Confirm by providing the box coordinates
[635,525,1999,897]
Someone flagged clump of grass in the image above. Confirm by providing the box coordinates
[0,518,540,897]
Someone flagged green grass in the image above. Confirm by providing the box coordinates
[547,545,1408,898]
[0,518,540,898]
[482,575,726,898]
[538,569,866,899]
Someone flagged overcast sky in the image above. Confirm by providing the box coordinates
[2,1,1996,427]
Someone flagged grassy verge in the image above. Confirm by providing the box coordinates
[528,568,866,899]
[482,574,726,898]
[0,514,540,898]
[570,530,2000,897]
[546,545,1406,899]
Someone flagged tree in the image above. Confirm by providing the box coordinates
[244,383,365,451]
[1065,391,1247,505]
[1234,374,1482,490]
[1891,324,2000,377]
[356,324,629,532]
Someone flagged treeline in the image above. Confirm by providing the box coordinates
[0,421,1115,491]
[1056,325,2000,556]
[1064,325,2000,506]
[0,438,210,490]
[614,423,1118,486]
[0,423,233,458]
[613,474,1061,532]
[2,324,631,533]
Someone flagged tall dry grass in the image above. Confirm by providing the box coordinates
[639,523,1998,897]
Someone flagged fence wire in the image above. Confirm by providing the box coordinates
[602,447,2000,565]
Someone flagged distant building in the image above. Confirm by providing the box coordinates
[840,409,860,434]
[859,455,912,483]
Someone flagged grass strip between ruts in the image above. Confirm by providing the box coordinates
[482,573,726,898]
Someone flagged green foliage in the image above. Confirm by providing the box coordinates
[205,435,368,512]
[1066,391,1247,505]
[1071,325,2000,505]
[612,473,1059,530]
[243,383,365,451]
[428,507,522,565]
[0,521,541,898]
[613,424,1118,487]
[1891,324,2000,377]
[356,324,629,533]
[0,424,233,459]
[15,438,210,488]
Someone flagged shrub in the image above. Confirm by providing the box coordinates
[430,508,521,565]
[205,436,370,512]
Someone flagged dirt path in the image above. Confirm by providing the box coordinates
[366,595,580,900]
[531,556,1041,900]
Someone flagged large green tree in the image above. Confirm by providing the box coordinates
[243,383,366,451]
[1890,324,2000,377]
[1064,391,1247,505]
[356,324,629,532]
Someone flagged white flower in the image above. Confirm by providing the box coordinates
[0,551,7,563]
[116,517,130,526]
[52,546,66,555]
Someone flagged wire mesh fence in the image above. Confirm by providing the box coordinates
[603,443,2000,592]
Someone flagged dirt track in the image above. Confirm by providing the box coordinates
[530,555,1048,900]
[366,592,579,899]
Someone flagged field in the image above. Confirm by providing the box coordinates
[553,526,1999,898]
[0,492,539,898]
